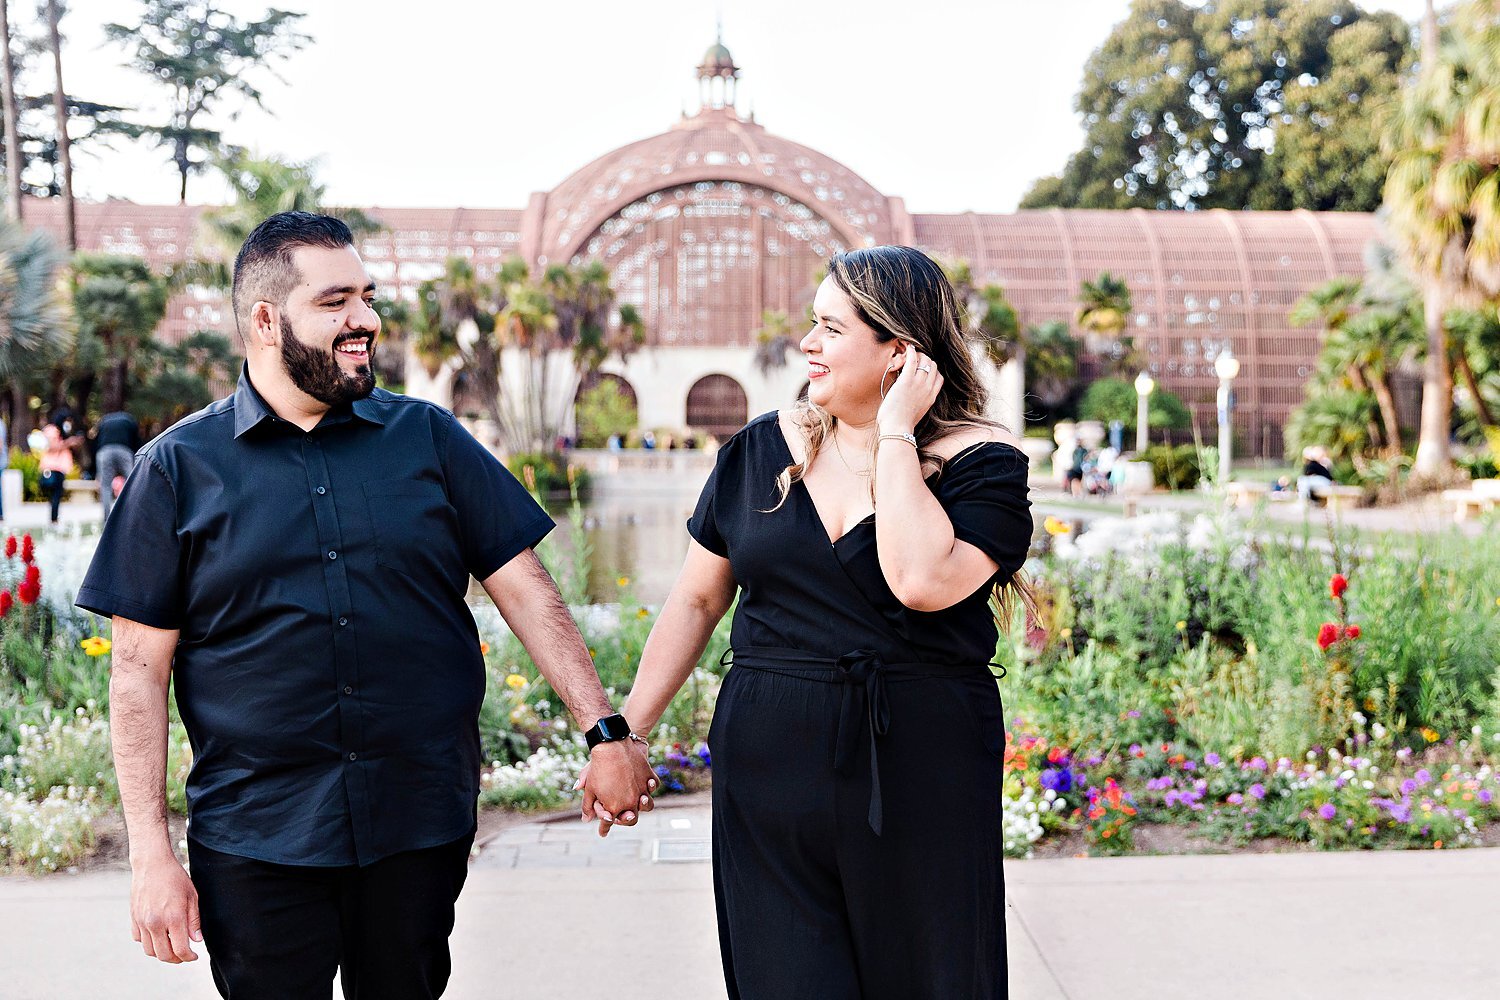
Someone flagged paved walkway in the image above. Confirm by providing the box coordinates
[2,795,1497,999]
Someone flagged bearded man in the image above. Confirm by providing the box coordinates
[78,212,655,999]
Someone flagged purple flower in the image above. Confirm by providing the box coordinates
[1040,768,1074,794]
[1128,743,1142,756]
[1146,776,1174,791]
[1249,783,1266,800]
[1400,778,1418,795]
[1414,769,1432,786]
[1183,760,1197,771]
[698,746,712,766]
[1479,790,1493,806]
[1318,803,1337,821]
[1227,792,1244,805]
[1204,752,1222,767]
[1126,710,1141,719]
[1248,757,1268,771]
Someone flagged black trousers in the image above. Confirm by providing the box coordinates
[188,830,474,1000]
[710,649,1008,1000]
[39,469,64,523]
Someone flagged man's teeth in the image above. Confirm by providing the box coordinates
[336,342,368,355]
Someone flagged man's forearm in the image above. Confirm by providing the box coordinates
[109,673,174,863]
[483,552,614,729]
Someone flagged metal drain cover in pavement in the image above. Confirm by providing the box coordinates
[652,838,711,863]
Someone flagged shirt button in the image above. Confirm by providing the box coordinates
[328,550,338,560]
[338,616,349,627]
[348,752,358,761]
[343,686,353,695]
[316,486,327,495]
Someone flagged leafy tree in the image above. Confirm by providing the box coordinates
[1285,387,1377,472]
[1020,0,1411,211]
[197,151,380,285]
[752,309,796,376]
[129,328,235,432]
[574,380,638,448]
[104,1,309,202]
[1382,0,1500,477]
[1078,377,1191,433]
[1022,320,1081,418]
[70,254,169,413]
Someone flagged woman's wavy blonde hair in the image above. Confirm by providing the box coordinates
[771,245,1035,625]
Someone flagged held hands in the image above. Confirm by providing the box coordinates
[575,738,658,838]
[130,851,203,964]
[875,349,944,436]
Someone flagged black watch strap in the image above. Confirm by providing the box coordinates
[585,713,632,751]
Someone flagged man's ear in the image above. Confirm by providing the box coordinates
[249,301,279,349]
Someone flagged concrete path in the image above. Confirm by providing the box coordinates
[3,795,1498,999]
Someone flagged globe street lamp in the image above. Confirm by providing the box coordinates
[1133,371,1154,453]
[1214,349,1241,484]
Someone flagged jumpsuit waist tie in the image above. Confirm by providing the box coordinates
[725,645,991,837]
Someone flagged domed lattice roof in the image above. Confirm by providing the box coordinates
[538,110,895,262]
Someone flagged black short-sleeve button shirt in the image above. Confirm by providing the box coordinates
[77,371,553,867]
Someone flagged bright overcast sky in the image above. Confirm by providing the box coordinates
[49,0,1434,214]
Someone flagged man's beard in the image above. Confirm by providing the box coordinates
[279,315,377,405]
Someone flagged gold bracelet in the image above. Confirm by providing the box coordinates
[878,432,918,449]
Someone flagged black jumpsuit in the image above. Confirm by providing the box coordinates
[688,413,1033,1000]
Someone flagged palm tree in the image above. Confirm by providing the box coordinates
[0,219,69,430]
[1022,320,1080,415]
[1076,272,1135,367]
[71,254,171,413]
[1381,0,1500,478]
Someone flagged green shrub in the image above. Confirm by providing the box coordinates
[7,447,41,501]
[506,451,590,497]
[1142,444,1202,490]
[1078,378,1191,431]
[575,381,638,448]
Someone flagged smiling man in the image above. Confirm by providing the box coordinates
[76,212,656,999]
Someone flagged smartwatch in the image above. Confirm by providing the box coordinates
[584,713,634,751]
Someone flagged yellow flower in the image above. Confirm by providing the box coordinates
[1421,727,1440,743]
[1043,516,1072,537]
[616,576,630,588]
[1494,596,1500,608]
[1175,621,1187,631]
[588,648,597,658]
[505,673,527,691]
[1060,627,1073,639]
[637,607,650,619]
[79,637,112,657]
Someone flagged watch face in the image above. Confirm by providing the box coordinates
[597,715,627,741]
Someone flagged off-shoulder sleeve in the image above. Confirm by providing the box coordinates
[938,445,1032,580]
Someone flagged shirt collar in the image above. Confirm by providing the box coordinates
[233,365,387,439]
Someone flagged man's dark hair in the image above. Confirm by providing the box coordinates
[231,211,354,339]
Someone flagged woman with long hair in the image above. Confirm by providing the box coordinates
[583,245,1032,999]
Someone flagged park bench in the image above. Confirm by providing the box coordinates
[1224,481,1269,509]
[1319,484,1364,513]
[1441,480,1500,522]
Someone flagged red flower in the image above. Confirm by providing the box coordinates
[1345,624,1361,640]
[0,590,11,616]
[3,535,15,559]
[1317,622,1339,651]
[20,534,34,564]
[1330,573,1348,599]
[17,564,40,605]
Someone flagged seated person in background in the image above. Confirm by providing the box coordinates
[1065,442,1087,497]
[1297,446,1335,504]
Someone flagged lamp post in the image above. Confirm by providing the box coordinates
[1214,349,1241,484]
[1133,371,1154,453]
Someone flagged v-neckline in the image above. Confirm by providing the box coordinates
[772,418,876,549]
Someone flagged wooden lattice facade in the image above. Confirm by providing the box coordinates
[20,43,1382,457]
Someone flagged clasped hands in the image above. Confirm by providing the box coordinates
[574,737,658,837]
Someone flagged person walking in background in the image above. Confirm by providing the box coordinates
[94,410,142,522]
[39,421,80,524]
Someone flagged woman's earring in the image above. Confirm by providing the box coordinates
[880,366,895,400]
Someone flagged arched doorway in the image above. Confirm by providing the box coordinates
[686,374,748,439]
[573,372,639,447]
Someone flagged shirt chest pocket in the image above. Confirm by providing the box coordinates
[361,480,468,590]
